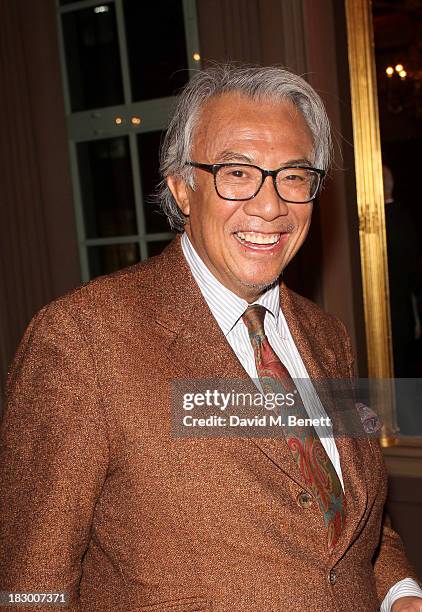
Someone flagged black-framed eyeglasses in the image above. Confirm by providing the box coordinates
[186,161,325,203]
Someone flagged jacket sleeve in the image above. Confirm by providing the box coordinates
[373,513,421,603]
[337,319,420,602]
[0,302,109,611]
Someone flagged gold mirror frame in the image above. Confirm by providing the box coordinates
[345,0,392,379]
[345,0,421,448]
[345,0,397,444]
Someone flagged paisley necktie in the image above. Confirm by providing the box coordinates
[242,304,346,552]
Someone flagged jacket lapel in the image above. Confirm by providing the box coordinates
[152,237,248,382]
[279,285,372,560]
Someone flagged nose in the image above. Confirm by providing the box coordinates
[243,174,289,221]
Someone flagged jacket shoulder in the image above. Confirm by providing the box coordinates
[39,248,173,323]
[283,286,345,330]
[282,285,353,370]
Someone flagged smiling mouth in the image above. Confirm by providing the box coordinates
[234,231,283,247]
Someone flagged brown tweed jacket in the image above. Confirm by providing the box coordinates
[0,236,416,611]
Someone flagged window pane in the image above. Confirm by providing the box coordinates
[77,137,138,238]
[88,243,140,277]
[137,131,169,233]
[124,0,189,101]
[147,239,173,258]
[62,4,124,111]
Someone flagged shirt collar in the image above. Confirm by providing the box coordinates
[181,232,285,336]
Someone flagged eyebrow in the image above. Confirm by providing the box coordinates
[280,158,313,167]
[216,150,253,163]
[215,151,313,167]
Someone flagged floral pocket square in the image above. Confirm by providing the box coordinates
[355,402,382,434]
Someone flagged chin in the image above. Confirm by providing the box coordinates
[239,276,280,292]
[240,267,283,288]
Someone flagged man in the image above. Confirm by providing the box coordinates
[1,64,421,611]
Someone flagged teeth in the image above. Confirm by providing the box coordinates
[236,231,280,245]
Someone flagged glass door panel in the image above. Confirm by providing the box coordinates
[61,4,124,112]
[88,242,140,277]
[77,136,137,238]
[137,130,169,233]
[124,0,190,101]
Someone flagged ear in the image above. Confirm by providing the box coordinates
[167,175,190,216]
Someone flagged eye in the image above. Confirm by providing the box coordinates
[285,172,305,182]
[220,165,254,180]
[279,169,310,183]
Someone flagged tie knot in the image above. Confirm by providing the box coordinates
[242,305,267,340]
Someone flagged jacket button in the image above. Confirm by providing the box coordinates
[328,569,337,585]
[296,491,313,508]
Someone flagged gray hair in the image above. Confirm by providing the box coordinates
[157,63,332,231]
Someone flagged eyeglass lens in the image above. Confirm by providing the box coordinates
[215,165,319,202]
